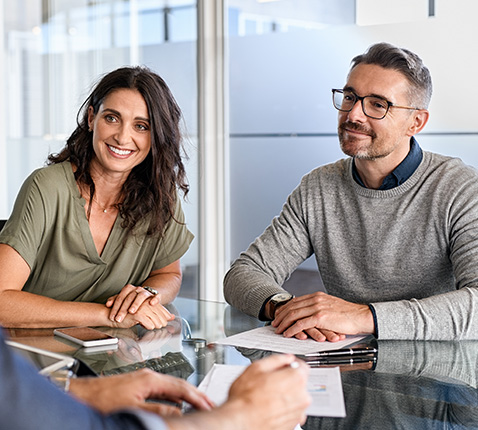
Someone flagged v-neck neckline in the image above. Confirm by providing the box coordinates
[64,162,122,263]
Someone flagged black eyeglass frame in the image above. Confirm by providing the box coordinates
[332,88,420,120]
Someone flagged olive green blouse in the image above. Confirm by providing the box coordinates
[0,162,194,303]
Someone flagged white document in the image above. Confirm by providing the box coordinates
[215,325,365,355]
[199,364,346,418]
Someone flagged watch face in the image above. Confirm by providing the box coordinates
[271,293,293,303]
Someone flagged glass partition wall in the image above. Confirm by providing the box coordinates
[3,0,478,301]
[0,0,200,297]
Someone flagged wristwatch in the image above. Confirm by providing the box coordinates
[268,292,294,319]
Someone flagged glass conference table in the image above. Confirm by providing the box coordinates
[7,297,478,429]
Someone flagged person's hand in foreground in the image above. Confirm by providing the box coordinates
[69,368,214,416]
[166,354,311,430]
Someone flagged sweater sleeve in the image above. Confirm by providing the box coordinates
[373,161,478,340]
[372,287,478,340]
[224,181,314,318]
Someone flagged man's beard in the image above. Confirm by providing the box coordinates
[338,121,388,161]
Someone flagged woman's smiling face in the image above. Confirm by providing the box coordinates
[88,88,152,180]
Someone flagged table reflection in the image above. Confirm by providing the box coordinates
[6,298,478,429]
[304,340,478,429]
[223,305,478,429]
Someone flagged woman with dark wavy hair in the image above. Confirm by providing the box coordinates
[0,66,193,329]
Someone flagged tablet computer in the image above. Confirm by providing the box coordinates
[5,340,77,376]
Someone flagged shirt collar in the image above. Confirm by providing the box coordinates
[352,137,423,190]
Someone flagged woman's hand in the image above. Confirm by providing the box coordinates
[106,284,159,321]
[106,284,174,330]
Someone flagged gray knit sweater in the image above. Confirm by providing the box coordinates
[224,151,478,340]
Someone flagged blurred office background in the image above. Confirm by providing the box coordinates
[0,0,476,300]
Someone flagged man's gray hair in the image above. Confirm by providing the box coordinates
[351,42,432,109]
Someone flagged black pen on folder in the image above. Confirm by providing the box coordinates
[306,355,377,367]
[303,346,377,358]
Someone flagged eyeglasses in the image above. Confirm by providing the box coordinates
[332,89,420,120]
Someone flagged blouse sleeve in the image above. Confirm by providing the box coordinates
[151,196,194,271]
[0,169,47,270]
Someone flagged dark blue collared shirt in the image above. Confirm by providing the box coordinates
[352,137,423,190]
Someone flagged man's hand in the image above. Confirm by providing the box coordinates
[69,368,214,416]
[272,292,374,342]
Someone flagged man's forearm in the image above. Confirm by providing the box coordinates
[372,286,478,340]
[224,263,283,319]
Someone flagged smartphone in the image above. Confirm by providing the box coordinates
[54,327,118,348]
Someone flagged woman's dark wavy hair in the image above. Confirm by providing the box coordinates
[48,66,189,237]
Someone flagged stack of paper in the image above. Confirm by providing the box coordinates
[215,325,365,355]
[199,363,346,418]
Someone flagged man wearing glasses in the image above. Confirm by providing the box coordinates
[224,42,478,341]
